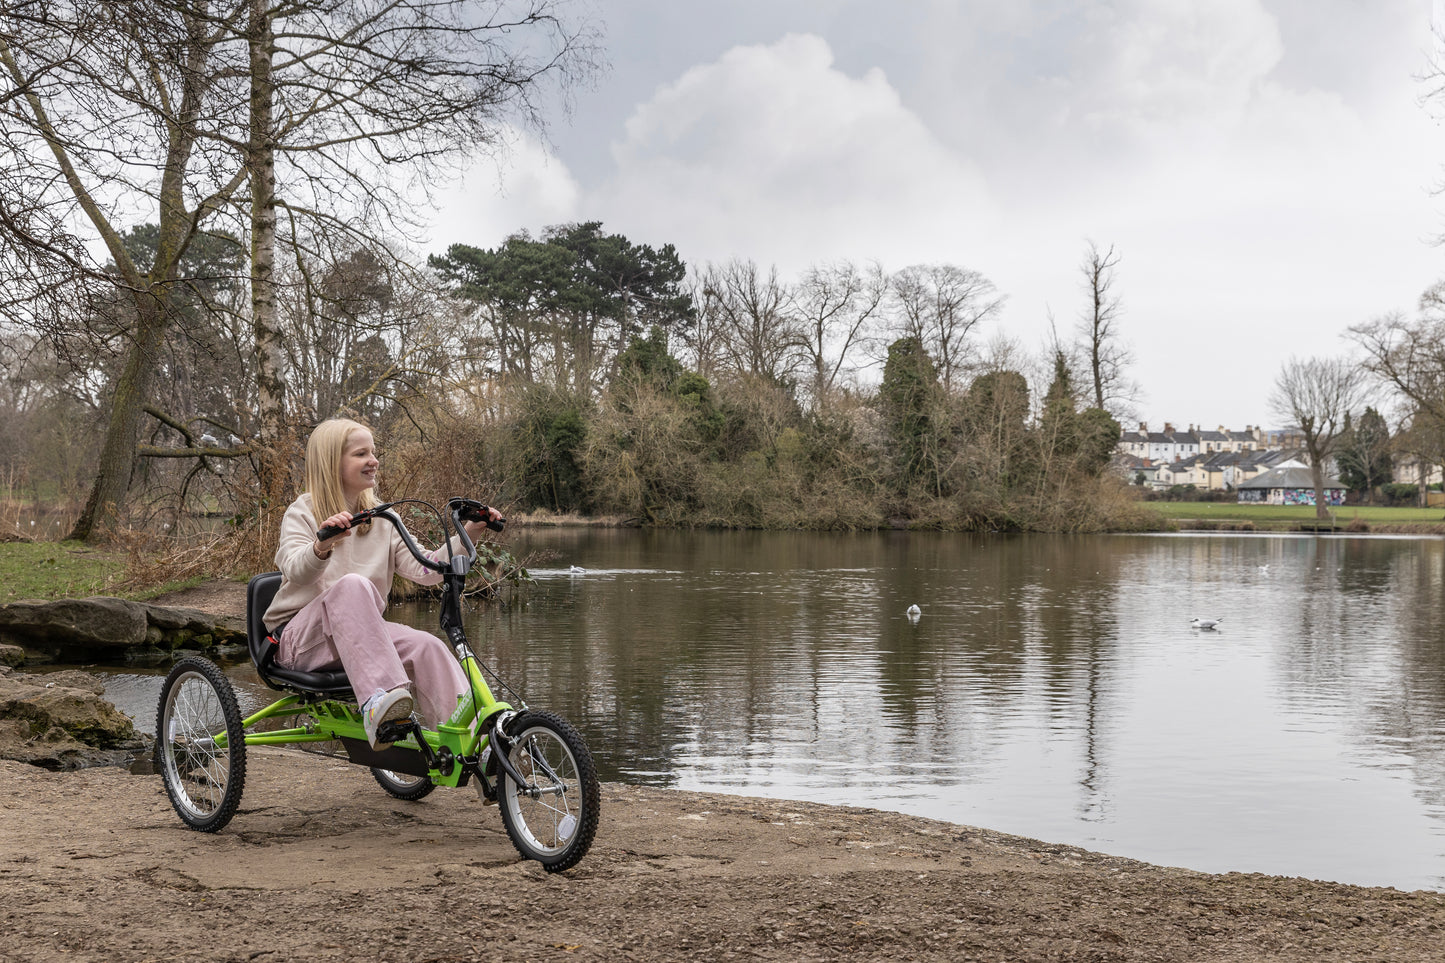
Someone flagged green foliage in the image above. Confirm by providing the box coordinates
[1335,407,1393,497]
[1381,482,1420,506]
[505,388,591,513]
[615,326,686,390]
[878,337,944,498]
[430,222,695,394]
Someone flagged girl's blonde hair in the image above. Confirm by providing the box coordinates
[305,418,381,531]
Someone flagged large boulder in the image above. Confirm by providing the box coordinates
[0,669,148,770]
[0,598,245,656]
[0,597,148,648]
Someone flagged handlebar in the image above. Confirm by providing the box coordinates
[315,498,505,575]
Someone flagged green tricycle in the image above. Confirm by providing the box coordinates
[152,497,600,873]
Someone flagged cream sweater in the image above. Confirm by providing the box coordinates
[262,494,457,629]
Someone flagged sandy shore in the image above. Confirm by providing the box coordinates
[5,752,1445,963]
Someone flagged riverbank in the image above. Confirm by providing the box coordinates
[1150,501,1445,534]
[5,752,1445,963]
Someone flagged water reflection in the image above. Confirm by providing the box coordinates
[446,529,1445,891]
[65,529,1445,891]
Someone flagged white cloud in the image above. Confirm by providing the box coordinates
[594,33,996,272]
[421,127,582,253]
[416,2,1445,428]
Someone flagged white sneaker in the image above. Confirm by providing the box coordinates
[363,688,414,749]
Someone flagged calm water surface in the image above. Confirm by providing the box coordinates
[99,529,1445,891]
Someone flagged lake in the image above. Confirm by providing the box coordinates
[98,528,1445,891]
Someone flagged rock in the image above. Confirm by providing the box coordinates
[140,603,246,649]
[0,598,245,657]
[0,669,149,770]
[37,670,105,695]
[0,597,148,648]
[0,644,23,667]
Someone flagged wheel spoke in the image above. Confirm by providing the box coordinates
[157,659,247,833]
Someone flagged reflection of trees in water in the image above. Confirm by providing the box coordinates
[464,529,1142,801]
[1272,538,1445,814]
[861,534,1126,821]
[467,531,1445,824]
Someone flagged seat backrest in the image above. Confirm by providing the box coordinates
[246,571,284,671]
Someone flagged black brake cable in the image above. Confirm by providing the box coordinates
[409,498,529,713]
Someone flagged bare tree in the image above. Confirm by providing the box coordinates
[1348,303,1445,424]
[0,0,249,539]
[1075,240,1136,416]
[241,0,598,491]
[795,259,886,409]
[1268,356,1368,519]
[888,264,1003,393]
[699,260,804,385]
[0,0,597,536]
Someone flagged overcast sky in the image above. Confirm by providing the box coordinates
[423,0,1445,431]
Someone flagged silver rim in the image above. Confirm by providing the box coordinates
[502,726,583,856]
[379,770,427,790]
[160,671,233,821]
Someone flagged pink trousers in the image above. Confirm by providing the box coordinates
[277,572,467,726]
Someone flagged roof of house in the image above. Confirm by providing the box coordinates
[1237,465,1344,490]
[1159,454,1205,473]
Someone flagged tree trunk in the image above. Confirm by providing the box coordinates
[249,0,287,503]
[66,301,167,541]
[1309,457,1329,520]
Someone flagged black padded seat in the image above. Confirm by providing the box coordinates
[246,571,355,697]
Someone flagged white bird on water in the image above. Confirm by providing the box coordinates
[1190,617,1223,630]
[906,604,921,618]
[569,565,586,574]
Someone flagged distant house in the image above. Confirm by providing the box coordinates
[1236,461,1345,506]
[1117,423,1263,462]
[1112,453,1161,486]
[1196,428,1231,453]
[1157,453,1208,488]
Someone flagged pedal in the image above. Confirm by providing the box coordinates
[375,719,411,743]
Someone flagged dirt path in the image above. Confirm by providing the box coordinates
[3,751,1445,963]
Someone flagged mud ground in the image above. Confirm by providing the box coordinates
[3,753,1445,962]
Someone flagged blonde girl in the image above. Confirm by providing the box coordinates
[263,418,500,748]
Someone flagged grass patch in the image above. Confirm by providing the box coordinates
[1148,502,1445,529]
[0,541,127,604]
[0,541,221,605]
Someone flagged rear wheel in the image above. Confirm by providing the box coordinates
[155,657,247,832]
[372,768,436,801]
[496,710,599,873]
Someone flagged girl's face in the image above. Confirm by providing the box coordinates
[339,429,379,506]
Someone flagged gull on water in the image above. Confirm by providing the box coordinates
[1190,617,1223,630]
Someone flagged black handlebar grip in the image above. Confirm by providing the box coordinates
[458,502,505,532]
[316,523,346,541]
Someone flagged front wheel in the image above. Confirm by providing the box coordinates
[155,656,247,832]
[496,710,600,873]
